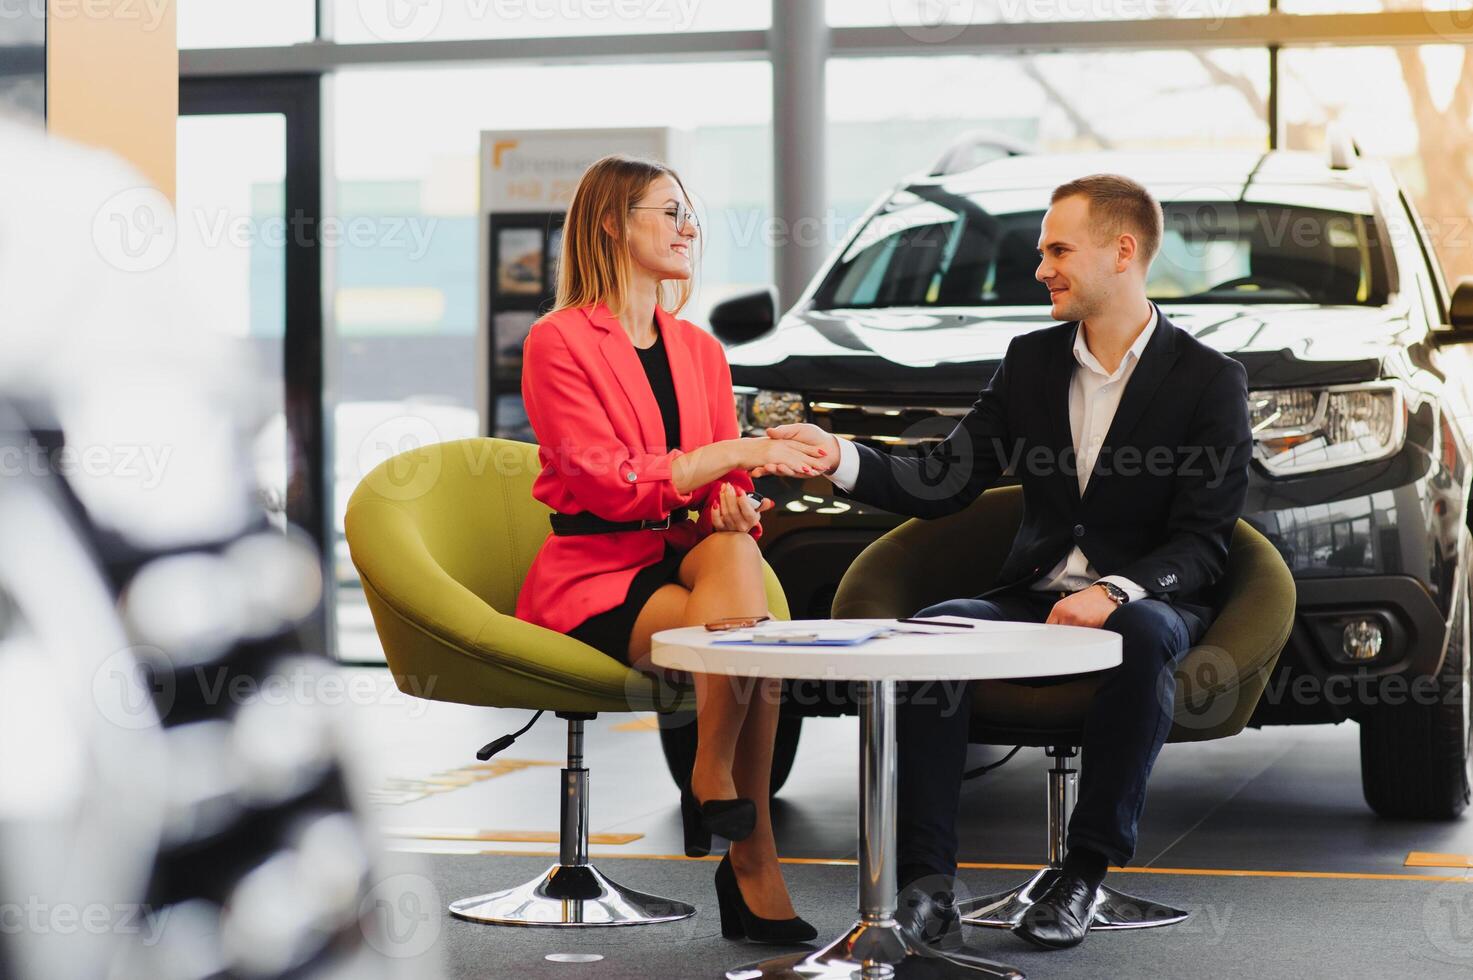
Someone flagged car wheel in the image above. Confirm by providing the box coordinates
[1359,538,1473,819]
[658,712,803,798]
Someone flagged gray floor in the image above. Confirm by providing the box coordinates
[372,853,1473,980]
[338,668,1473,978]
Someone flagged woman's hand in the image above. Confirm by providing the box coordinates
[736,436,831,479]
[753,424,842,479]
[710,481,774,534]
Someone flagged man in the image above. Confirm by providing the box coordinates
[763,175,1252,950]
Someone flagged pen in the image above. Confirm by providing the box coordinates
[896,617,975,628]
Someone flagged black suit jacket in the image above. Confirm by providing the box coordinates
[842,308,1253,627]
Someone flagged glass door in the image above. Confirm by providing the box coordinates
[176,112,288,523]
[178,75,329,655]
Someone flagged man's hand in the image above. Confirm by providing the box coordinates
[756,423,841,478]
[1045,585,1121,629]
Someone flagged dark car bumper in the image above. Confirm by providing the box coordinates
[1246,574,1452,726]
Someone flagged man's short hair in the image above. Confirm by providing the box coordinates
[1050,174,1164,269]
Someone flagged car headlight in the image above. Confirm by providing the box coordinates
[1250,382,1406,476]
[733,387,805,435]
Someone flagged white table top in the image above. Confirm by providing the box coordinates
[650,618,1121,682]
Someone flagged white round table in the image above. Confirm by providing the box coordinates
[652,618,1121,980]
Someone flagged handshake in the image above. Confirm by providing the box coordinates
[737,423,842,480]
[699,424,843,533]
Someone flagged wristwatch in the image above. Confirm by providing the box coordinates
[1096,581,1130,606]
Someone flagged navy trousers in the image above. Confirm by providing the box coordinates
[895,588,1205,884]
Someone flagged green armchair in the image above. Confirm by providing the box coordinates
[345,437,789,927]
[832,483,1296,931]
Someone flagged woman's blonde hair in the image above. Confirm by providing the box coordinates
[552,154,696,318]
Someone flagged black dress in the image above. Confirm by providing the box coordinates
[567,326,687,663]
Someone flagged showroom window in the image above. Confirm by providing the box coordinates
[825,0,1270,26]
[1277,0,1426,11]
[330,0,768,43]
[178,0,316,48]
[824,50,1269,248]
[0,0,43,118]
[1279,44,1473,285]
[179,0,765,47]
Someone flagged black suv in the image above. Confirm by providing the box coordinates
[666,142,1473,820]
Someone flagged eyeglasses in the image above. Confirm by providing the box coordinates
[703,616,770,632]
[629,201,700,232]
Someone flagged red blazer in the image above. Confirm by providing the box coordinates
[514,301,760,636]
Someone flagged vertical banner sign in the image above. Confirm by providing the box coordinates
[478,128,672,439]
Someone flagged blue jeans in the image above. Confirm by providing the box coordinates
[895,588,1202,884]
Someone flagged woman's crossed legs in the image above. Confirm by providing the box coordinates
[626,530,795,920]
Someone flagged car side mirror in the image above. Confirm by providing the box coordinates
[1449,277,1473,334]
[709,286,778,346]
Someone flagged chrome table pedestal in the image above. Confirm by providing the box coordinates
[448,715,696,927]
[959,746,1189,932]
[724,681,1025,980]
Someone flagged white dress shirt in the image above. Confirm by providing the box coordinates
[829,307,1157,602]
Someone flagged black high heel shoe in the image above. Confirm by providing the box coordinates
[714,853,817,944]
[680,777,756,858]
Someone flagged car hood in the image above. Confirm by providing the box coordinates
[725,303,1416,394]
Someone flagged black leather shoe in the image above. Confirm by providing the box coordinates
[680,777,756,858]
[895,885,962,951]
[714,853,818,945]
[1012,870,1100,950]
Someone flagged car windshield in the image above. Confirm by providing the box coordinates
[813,191,1392,310]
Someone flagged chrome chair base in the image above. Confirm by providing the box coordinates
[723,917,1024,980]
[959,868,1191,931]
[956,746,1190,935]
[448,862,696,927]
[447,714,696,928]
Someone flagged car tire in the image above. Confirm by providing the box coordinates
[1359,548,1473,819]
[658,712,803,798]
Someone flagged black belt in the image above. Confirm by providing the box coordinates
[549,509,697,536]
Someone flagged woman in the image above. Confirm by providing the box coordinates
[515,155,820,943]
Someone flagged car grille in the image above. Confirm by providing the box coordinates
[809,399,971,449]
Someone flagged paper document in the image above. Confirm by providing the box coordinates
[710,621,887,646]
